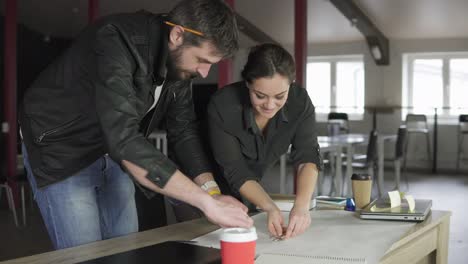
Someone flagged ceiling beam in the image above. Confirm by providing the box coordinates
[235,13,279,45]
[330,0,389,65]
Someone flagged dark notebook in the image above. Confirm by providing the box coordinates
[78,241,221,264]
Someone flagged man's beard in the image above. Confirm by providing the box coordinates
[166,46,199,81]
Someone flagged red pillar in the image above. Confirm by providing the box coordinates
[3,0,19,205]
[218,0,235,89]
[294,0,307,88]
[294,0,307,194]
[88,0,99,24]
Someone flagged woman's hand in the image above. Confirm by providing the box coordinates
[266,207,285,238]
[284,205,311,239]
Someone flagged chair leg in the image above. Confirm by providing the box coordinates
[394,159,401,191]
[5,186,19,227]
[456,133,461,172]
[457,134,465,173]
[425,132,432,165]
[369,166,382,197]
[316,171,322,196]
[401,157,410,190]
[328,168,337,196]
[403,135,409,171]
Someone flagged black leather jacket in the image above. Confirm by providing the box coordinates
[19,11,212,189]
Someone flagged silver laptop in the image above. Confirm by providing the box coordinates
[360,198,432,222]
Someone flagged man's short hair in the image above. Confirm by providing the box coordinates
[168,0,239,58]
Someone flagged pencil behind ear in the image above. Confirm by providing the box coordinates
[168,25,185,48]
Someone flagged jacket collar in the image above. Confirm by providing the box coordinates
[152,14,169,86]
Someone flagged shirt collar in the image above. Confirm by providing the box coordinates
[243,105,257,132]
[152,16,169,86]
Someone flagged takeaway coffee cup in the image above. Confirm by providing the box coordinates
[351,173,372,209]
[220,227,257,264]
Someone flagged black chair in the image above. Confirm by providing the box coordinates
[385,126,408,191]
[327,112,350,136]
[457,114,468,172]
[343,130,379,195]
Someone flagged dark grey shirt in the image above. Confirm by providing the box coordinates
[207,82,323,193]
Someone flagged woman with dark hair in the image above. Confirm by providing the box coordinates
[207,43,322,239]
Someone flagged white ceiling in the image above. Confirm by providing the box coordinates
[3,0,468,45]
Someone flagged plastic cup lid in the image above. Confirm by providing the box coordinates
[351,173,372,181]
[220,227,257,242]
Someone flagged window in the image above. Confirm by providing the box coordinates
[306,55,365,119]
[450,59,468,115]
[403,53,468,121]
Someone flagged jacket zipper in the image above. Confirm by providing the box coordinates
[35,116,82,143]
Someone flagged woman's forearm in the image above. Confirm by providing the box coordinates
[239,180,278,212]
[294,163,318,209]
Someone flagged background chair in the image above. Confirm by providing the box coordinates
[319,151,336,196]
[384,126,408,191]
[327,112,350,136]
[403,114,431,170]
[1,137,27,227]
[1,154,31,227]
[457,114,468,172]
[343,130,379,195]
[16,156,32,226]
[0,177,20,227]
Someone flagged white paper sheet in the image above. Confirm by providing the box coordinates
[405,195,416,212]
[193,210,415,264]
[388,190,401,208]
[255,253,367,264]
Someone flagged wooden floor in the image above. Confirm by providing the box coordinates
[0,168,467,263]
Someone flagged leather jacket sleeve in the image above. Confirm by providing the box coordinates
[165,81,213,179]
[94,24,177,189]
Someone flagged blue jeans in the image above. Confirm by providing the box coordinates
[22,144,138,249]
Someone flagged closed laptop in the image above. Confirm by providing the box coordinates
[360,198,432,222]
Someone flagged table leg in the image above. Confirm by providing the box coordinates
[378,137,385,197]
[344,144,353,196]
[162,137,168,156]
[332,147,343,197]
[436,216,450,264]
[280,154,286,194]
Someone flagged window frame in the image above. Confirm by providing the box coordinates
[402,52,468,124]
[306,54,365,121]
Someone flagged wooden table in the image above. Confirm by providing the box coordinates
[1,210,451,264]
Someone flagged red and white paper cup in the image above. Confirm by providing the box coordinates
[220,227,257,264]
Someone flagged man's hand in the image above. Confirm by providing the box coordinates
[201,197,253,228]
[213,194,248,213]
[284,205,311,239]
[266,207,284,237]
